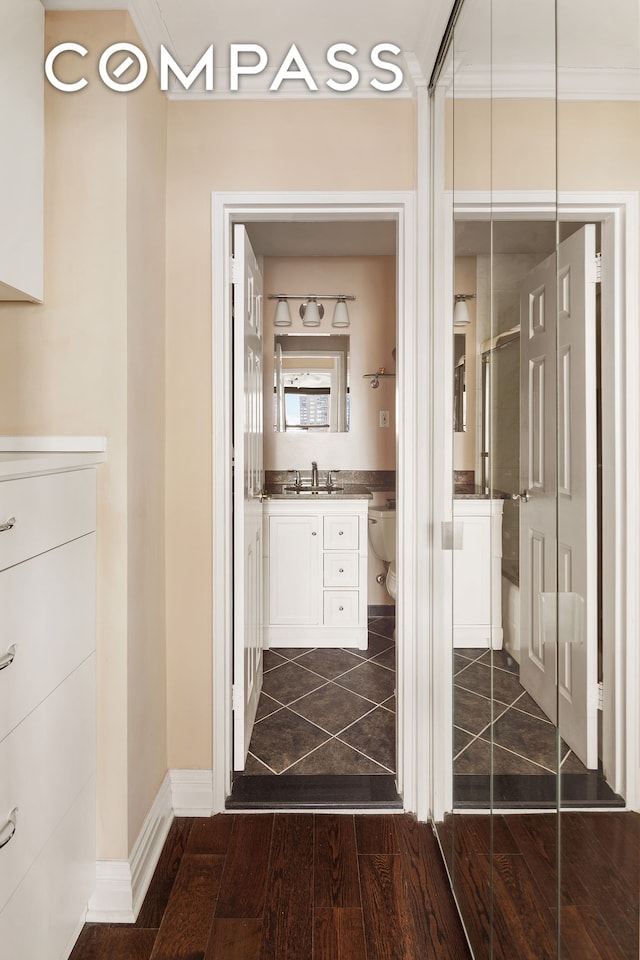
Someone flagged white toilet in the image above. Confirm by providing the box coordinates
[368,502,397,601]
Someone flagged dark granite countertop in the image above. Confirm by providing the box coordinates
[264,483,373,500]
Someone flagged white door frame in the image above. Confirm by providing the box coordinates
[431,188,640,817]
[211,190,428,814]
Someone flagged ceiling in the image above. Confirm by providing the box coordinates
[246,220,396,257]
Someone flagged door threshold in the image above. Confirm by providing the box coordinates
[226,774,403,810]
[454,772,625,808]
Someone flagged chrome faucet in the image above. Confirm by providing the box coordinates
[311,461,319,488]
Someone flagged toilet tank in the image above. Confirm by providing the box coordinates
[367,504,396,562]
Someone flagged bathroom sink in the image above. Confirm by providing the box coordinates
[283,484,345,494]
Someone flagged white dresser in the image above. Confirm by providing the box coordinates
[264,498,369,649]
[0,445,104,960]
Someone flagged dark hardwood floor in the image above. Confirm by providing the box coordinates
[436,810,640,960]
[69,814,471,960]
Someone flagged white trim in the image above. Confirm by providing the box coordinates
[86,773,173,923]
[432,189,640,814]
[452,65,640,101]
[211,191,422,816]
[0,435,106,452]
[169,769,214,816]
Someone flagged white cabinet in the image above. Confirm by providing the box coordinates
[265,498,368,649]
[0,452,102,960]
[453,498,504,649]
[0,0,44,301]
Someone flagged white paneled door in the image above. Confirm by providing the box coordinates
[519,225,598,769]
[232,225,264,770]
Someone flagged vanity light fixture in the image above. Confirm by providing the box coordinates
[454,293,475,326]
[332,297,350,328]
[267,293,355,328]
[300,298,323,326]
[273,297,292,326]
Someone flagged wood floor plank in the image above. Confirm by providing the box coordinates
[215,814,274,919]
[359,854,413,960]
[560,814,639,958]
[489,853,557,960]
[135,817,194,928]
[394,816,472,959]
[67,924,104,960]
[205,918,262,960]
[560,905,622,960]
[314,815,361,909]
[187,813,235,854]
[313,908,366,960]
[354,814,399,855]
[149,854,224,960]
[103,930,158,960]
[260,814,314,960]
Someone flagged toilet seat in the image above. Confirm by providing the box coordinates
[386,561,397,600]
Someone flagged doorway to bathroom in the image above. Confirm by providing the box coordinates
[211,192,424,813]
[433,193,639,815]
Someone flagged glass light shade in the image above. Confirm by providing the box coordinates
[273,298,292,326]
[332,298,350,327]
[453,297,471,326]
[301,299,321,326]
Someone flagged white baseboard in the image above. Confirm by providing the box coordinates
[86,772,173,923]
[169,768,214,816]
[86,770,214,923]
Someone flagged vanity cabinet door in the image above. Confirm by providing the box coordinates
[268,514,320,624]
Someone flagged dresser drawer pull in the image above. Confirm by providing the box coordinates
[0,644,16,671]
[0,808,18,850]
[0,516,16,533]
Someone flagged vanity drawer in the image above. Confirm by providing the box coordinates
[0,655,95,914]
[0,470,96,572]
[323,553,359,588]
[0,535,96,742]
[323,590,359,626]
[323,515,359,550]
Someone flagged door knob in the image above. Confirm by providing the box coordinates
[512,490,531,503]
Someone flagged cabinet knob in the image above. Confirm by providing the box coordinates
[0,517,16,534]
[0,644,16,672]
[311,531,317,536]
[338,568,344,573]
[339,605,344,612]
[338,530,344,536]
[0,808,18,851]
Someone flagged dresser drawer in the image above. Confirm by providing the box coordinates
[323,553,359,588]
[0,656,95,914]
[0,535,96,742]
[323,515,359,550]
[0,470,96,572]
[323,590,359,626]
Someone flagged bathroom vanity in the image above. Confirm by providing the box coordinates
[263,490,371,649]
[453,495,504,649]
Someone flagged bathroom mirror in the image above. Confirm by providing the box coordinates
[273,334,350,432]
[453,333,466,432]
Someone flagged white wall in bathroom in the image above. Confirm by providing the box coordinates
[263,256,397,472]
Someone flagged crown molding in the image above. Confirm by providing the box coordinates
[452,65,640,101]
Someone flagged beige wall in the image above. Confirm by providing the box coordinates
[0,11,167,860]
[124,17,168,849]
[263,256,396,471]
[165,98,414,769]
[449,98,640,193]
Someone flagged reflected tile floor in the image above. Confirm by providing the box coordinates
[453,648,624,807]
[240,617,396,777]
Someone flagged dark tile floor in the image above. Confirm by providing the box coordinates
[453,648,624,807]
[240,616,396,777]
